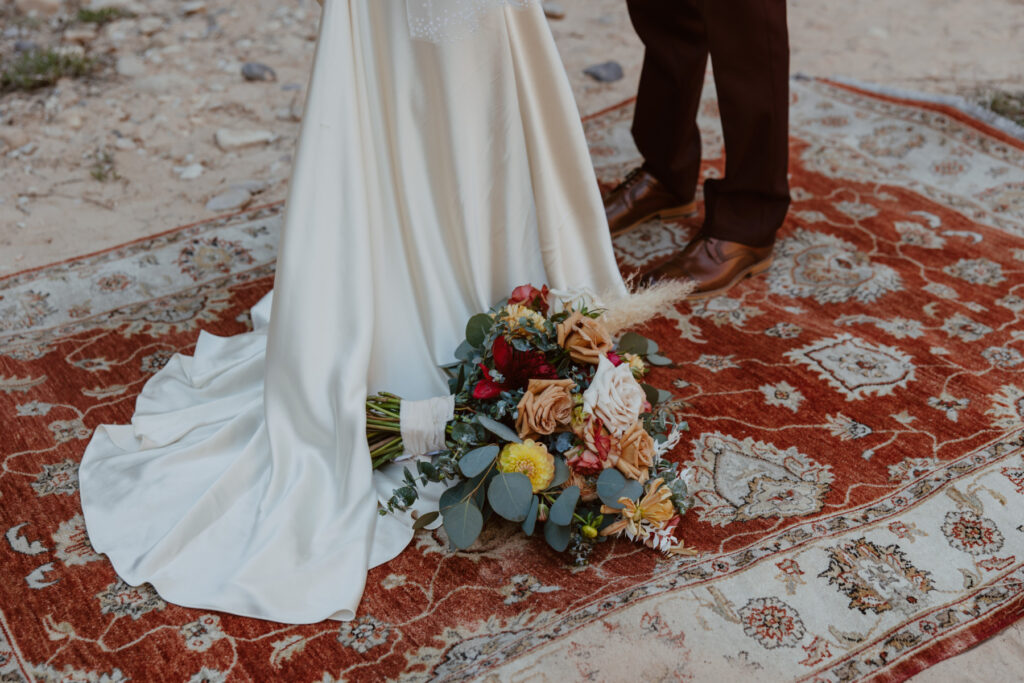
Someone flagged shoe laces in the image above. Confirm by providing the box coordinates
[613,167,644,193]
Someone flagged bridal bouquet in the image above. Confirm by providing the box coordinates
[367,283,696,564]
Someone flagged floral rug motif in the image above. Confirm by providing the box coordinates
[2,79,1024,682]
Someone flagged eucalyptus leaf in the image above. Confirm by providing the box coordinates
[412,510,439,531]
[487,472,534,522]
[617,331,649,356]
[416,460,439,481]
[596,468,627,508]
[450,421,478,445]
[465,313,494,348]
[521,495,539,536]
[657,389,673,404]
[510,336,533,352]
[454,339,476,362]
[459,445,499,478]
[439,482,466,511]
[647,354,673,367]
[395,486,417,508]
[477,414,522,444]
[443,501,483,550]
[544,521,571,552]
[472,471,491,509]
[641,383,660,406]
[550,456,570,488]
[620,479,644,502]
[549,486,580,526]
[646,338,660,354]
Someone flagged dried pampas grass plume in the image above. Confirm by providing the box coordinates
[597,275,696,336]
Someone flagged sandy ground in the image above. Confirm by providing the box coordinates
[1,0,1022,678]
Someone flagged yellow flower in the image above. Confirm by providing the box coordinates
[623,353,648,377]
[498,439,555,493]
[493,304,547,336]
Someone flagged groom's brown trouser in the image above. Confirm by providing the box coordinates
[626,0,791,248]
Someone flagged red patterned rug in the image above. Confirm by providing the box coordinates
[2,79,1024,682]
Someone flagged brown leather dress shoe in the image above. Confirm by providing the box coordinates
[647,235,774,300]
[604,167,697,236]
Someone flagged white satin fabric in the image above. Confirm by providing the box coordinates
[79,0,625,624]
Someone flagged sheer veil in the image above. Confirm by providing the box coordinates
[406,0,540,43]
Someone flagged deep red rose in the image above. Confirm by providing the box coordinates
[471,335,558,400]
[607,351,622,366]
[508,284,550,315]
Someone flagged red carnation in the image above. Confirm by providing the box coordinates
[472,335,558,400]
[508,284,550,315]
[567,448,604,476]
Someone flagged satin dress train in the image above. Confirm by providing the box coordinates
[78,0,625,623]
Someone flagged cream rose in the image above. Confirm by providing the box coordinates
[582,355,646,437]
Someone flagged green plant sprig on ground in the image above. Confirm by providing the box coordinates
[1,48,96,94]
[987,91,1024,127]
[75,8,136,25]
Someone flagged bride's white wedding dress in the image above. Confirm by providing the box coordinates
[79,0,625,624]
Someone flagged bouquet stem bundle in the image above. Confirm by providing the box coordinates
[366,392,405,468]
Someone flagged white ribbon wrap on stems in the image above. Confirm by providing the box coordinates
[398,395,456,459]
[406,0,540,43]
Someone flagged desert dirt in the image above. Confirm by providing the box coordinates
[1,0,1023,678]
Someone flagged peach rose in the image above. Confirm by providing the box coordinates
[556,311,613,365]
[515,378,576,440]
[616,420,656,483]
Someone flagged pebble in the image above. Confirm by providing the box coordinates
[205,188,252,212]
[543,2,566,20]
[116,55,147,77]
[114,137,136,150]
[88,0,138,9]
[229,179,267,194]
[138,16,165,36]
[63,27,98,46]
[0,126,30,150]
[214,128,275,151]
[13,0,61,17]
[14,39,40,53]
[584,60,624,83]
[175,162,204,180]
[136,73,193,93]
[182,1,207,16]
[241,62,277,82]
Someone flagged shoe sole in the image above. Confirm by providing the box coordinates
[686,256,774,301]
[610,201,699,237]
